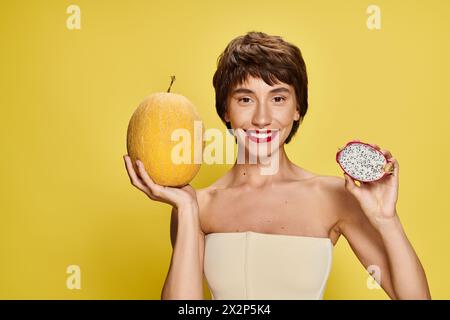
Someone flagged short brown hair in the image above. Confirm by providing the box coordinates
[212,31,308,144]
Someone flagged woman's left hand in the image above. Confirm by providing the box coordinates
[343,140,400,227]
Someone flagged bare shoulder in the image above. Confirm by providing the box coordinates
[193,170,233,206]
[286,171,352,243]
[194,186,211,211]
[314,175,347,199]
[288,165,343,193]
[193,184,221,234]
[313,175,366,226]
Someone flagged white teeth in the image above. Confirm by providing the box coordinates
[251,133,269,138]
[247,131,273,139]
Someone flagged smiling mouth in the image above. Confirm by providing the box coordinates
[244,129,279,143]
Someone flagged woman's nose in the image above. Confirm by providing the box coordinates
[252,104,272,127]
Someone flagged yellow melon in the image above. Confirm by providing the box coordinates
[126,79,203,187]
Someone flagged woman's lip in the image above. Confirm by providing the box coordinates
[245,129,279,143]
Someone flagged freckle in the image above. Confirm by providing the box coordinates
[281,226,285,229]
[243,172,246,176]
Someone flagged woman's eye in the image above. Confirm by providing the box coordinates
[238,97,252,104]
[237,96,285,104]
[273,96,286,103]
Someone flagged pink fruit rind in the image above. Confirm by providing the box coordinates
[335,140,393,182]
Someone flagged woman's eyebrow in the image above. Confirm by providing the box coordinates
[232,87,291,95]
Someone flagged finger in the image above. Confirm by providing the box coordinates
[136,160,166,197]
[388,157,399,177]
[380,149,393,159]
[343,173,360,196]
[123,155,142,185]
[123,156,151,193]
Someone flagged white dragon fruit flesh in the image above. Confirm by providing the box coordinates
[336,141,394,182]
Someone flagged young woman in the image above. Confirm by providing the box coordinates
[123,31,431,300]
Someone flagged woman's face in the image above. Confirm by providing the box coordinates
[225,75,300,156]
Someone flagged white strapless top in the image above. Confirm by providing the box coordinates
[204,231,333,300]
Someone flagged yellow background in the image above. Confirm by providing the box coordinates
[1,0,449,299]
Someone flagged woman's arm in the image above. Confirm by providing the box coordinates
[123,155,204,299]
[336,192,430,299]
[375,213,430,299]
[334,142,431,299]
[161,204,205,300]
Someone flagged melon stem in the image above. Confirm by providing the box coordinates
[167,75,176,93]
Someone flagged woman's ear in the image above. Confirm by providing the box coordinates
[224,111,230,122]
[294,108,300,121]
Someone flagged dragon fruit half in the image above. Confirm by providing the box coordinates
[336,140,394,182]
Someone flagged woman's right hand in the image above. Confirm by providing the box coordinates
[123,155,198,209]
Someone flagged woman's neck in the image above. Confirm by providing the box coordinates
[228,146,296,188]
